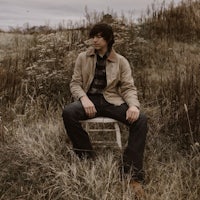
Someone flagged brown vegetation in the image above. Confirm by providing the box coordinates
[139,0,200,42]
[0,0,199,199]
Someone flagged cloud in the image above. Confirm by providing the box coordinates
[0,0,182,30]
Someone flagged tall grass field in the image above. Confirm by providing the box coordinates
[0,0,199,199]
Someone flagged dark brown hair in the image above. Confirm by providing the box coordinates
[89,23,115,49]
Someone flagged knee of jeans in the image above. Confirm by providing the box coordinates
[139,113,148,124]
[138,113,148,133]
[62,106,74,120]
[131,113,148,132]
[62,101,84,121]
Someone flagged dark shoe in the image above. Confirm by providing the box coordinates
[76,150,96,161]
[130,180,145,199]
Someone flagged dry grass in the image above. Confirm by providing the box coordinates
[0,1,200,199]
[139,0,200,42]
[0,112,199,200]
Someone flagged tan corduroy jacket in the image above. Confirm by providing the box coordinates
[70,47,140,108]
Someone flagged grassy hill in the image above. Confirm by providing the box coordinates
[0,0,199,199]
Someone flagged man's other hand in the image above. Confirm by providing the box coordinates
[126,106,140,124]
[80,96,97,118]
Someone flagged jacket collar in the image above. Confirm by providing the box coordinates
[86,47,117,63]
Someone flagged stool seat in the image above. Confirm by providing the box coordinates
[80,117,122,149]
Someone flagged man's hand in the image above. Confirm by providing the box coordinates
[126,106,140,124]
[80,96,97,118]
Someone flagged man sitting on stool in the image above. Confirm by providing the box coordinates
[62,23,148,198]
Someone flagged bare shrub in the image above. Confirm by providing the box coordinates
[0,3,200,199]
[139,0,200,42]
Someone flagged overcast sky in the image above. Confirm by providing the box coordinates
[0,0,182,30]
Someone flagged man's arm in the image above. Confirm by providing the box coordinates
[119,56,140,123]
[126,105,140,123]
[70,53,87,100]
[70,53,97,118]
[80,96,97,118]
[119,56,140,108]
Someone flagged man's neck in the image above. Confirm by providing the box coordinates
[96,48,108,57]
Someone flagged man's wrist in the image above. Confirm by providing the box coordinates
[129,105,140,110]
[80,95,88,101]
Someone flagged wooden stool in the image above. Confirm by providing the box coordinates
[80,117,122,149]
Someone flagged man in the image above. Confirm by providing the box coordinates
[62,23,148,197]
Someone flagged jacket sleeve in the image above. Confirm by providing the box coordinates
[70,53,87,100]
[119,56,140,108]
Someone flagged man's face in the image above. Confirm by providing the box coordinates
[92,33,108,52]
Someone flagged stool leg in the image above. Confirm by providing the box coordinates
[85,122,89,133]
[114,122,122,149]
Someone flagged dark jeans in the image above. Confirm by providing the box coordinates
[62,94,148,182]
